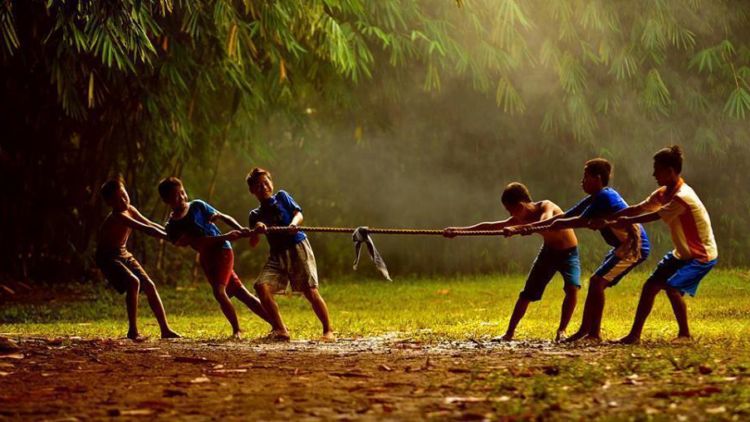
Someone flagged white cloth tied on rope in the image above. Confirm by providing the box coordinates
[352,226,392,281]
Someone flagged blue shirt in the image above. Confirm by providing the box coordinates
[565,187,650,255]
[248,190,307,254]
[165,200,231,249]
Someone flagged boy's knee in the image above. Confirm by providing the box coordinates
[255,283,273,298]
[140,279,156,292]
[212,284,228,299]
[590,276,609,290]
[126,277,140,292]
[564,284,579,295]
[665,287,684,298]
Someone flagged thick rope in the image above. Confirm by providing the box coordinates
[264,226,508,236]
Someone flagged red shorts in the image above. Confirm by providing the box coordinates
[199,247,243,295]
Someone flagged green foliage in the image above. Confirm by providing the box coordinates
[2,0,750,278]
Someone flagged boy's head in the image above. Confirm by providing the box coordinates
[158,177,188,209]
[246,167,274,200]
[501,182,532,217]
[100,178,129,211]
[582,158,611,194]
[652,145,683,186]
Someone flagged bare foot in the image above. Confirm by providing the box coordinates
[615,334,640,345]
[491,333,514,342]
[563,330,587,343]
[320,331,336,342]
[230,331,243,340]
[671,335,693,344]
[127,332,147,343]
[580,335,602,344]
[554,330,567,343]
[161,330,182,339]
[263,330,290,342]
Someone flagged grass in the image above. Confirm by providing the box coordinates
[2,268,749,344]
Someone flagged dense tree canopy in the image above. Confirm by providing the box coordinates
[1,0,749,281]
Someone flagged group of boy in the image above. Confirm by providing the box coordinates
[97,145,717,345]
[444,145,717,344]
[96,168,333,342]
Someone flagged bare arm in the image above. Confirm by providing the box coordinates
[608,212,661,227]
[210,211,244,230]
[115,212,167,239]
[443,217,515,238]
[128,206,166,230]
[290,211,304,227]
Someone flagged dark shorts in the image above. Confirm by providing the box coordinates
[520,245,581,302]
[199,247,244,295]
[646,252,717,297]
[95,248,151,294]
[594,249,648,287]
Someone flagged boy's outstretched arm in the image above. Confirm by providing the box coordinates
[210,211,244,230]
[128,205,166,231]
[509,213,571,235]
[604,212,660,228]
[290,211,303,227]
[443,217,515,238]
[115,212,168,239]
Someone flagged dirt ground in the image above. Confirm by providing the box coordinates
[1,336,748,421]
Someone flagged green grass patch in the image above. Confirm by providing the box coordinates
[1,269,749,343]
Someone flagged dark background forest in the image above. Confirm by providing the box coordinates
[1,0,749,283]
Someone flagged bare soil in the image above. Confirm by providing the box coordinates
[1,335,748,420]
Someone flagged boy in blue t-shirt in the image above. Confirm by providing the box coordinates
[245,168,334,342]
[158,177,272,339]
[508,159,650,342]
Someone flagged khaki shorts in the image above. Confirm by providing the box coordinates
[255,239,318,293]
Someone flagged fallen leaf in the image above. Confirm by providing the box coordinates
[705,406,726,414]
[109,409,155,416]
[190,376,210,384]
[210,369,248,374]
[0,353,23,360]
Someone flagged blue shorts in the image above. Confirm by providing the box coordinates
[647,252,717,297]
[520,245,581,302]
[594,249,648,286]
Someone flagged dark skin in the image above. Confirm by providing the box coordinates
[99,185,181,341]
[444,199,578,342]
[164,185,272,339]
[591,162,687,344]
[506,167,644,343]
[247,174,334,342]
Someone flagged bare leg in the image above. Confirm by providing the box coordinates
[141,280,181,338]
[587,277,609,340]
[125,278,140,340]
[212,284,241,338]
[501,297,531,340]
[666,287,691,339]
[302,287,334,340]
[618,280,665,344]
[556,284,579,340]
[566,277,603,342]
[233,285,274,327]
[255,283,289,338]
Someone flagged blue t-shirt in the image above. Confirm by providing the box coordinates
[248,190,307,254]
[565,187,650,254]
[165,200,231,249]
